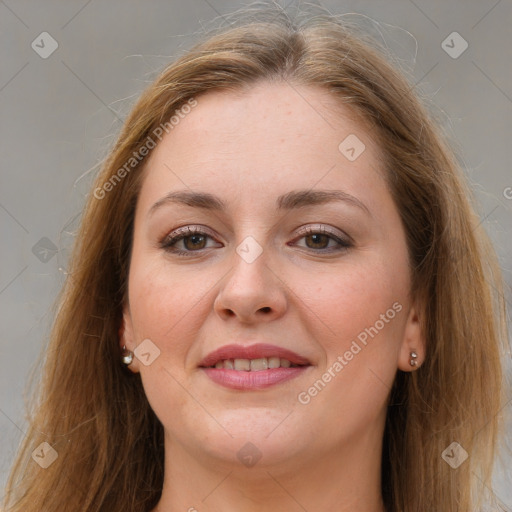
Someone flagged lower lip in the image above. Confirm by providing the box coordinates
[201,367,310,390]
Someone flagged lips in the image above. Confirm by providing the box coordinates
[198,343,311,368]
[198,343,312,390]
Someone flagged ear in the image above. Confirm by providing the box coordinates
[397,301,425,372]
[119,303,140,373]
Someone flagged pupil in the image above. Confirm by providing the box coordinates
[308,234,327,248]
[186,235,205,249]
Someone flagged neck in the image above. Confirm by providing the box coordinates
[152,427,386,512]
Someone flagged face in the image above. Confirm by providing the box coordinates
[121,82,423,470]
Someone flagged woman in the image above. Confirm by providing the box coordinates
[3,4,509,512]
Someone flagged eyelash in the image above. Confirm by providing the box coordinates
[159,225,352,257]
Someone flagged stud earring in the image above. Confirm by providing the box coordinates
[409,351,418,367]
[121,345,134,366]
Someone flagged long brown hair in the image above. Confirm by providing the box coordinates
[3,4,509,511]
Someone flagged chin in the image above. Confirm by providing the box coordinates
[189,409,313,467]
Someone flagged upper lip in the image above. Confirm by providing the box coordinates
[198,343,311,368]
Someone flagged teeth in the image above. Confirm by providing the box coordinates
[250,358,268,371]
[234,359,250,371]
[268,356,280,368]
[211,357,299,370]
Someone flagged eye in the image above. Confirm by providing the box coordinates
[159,224,352,257]
[292,225,352,253]
[159,226,221,256]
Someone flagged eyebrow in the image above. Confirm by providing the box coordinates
[147,189,371,217]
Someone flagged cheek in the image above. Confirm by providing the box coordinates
[292,256,407,414]
[127,260,209,422]
[296,256,407,349]
[127,257,206,357]
[300,257,408,420]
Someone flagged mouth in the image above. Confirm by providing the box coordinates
[198,343,312,390]
[204,356,305,370]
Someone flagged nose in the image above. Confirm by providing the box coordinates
[213,244,287,324]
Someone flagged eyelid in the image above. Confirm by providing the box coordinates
[159,223,353,256]
[161,224,348,243]
[161,224,218,243]
[294,224,352,243]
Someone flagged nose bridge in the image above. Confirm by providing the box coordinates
[214,232,287,322]
[235,234,266,266]
[228,233,272,295]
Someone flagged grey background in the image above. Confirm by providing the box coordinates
[1,0,511,507]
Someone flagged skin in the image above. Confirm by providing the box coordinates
[121,81,425,512]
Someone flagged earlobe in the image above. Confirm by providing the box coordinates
[119,305,140,373]
[398,304,425,372]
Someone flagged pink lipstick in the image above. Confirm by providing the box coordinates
[198,343,312,390]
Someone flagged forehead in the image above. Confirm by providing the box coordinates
[137,81,385,212]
